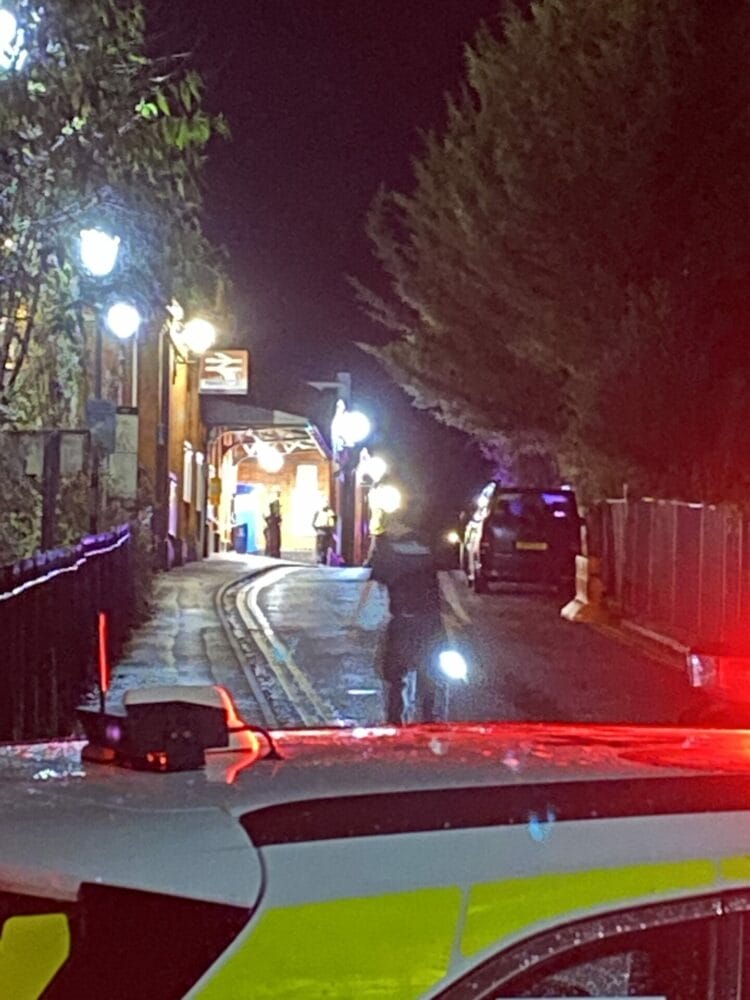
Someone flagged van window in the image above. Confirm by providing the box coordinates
[491,492,577,530]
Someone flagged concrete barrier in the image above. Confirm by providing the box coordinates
[561,554,610,623]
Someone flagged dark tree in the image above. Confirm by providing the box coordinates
[357,0,750,499]
[0,0,229,424]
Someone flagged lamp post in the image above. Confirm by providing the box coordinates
[77,228,143,532]
[356,450,387,563]
[331,399,371,565]
[155,306,217,569]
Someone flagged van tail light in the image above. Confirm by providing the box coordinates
[686,651,718,688]
[686,646,750,693]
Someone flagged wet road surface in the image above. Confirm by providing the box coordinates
[251,565,701,727]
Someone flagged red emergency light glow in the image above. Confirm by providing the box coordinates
[98,611,110,695]
[213,685,261,751]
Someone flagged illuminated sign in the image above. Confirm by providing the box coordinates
[198,350,250,395]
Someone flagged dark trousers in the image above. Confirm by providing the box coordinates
[383,614,443,725]
[264,519,281,558]
[385,670,441,726]
[315,529,334,563]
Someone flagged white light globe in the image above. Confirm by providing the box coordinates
[105,301,141,340]
[339,409,370,447]
[366,455,387,483]
[438,650,468,682]
[371,484,401,514]
[80,229,121,278]
[0,9,17,44]
[0,9,25,71]
[257,444,284,474]
[183,317,216,355]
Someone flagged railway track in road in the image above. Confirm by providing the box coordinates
[216,566,336,728]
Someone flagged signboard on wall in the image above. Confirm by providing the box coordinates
[85,398,117,454]
[109,408,139,499]
[198,349,250,395]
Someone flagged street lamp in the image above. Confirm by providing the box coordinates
[79,228,121,278]
[155,304,221,568]
[360,453,387,484]
[331,401,370,449]
[330,400,372,565]
[356,451,387,564]
[104,300,141,340]
[0,8,26,72]
[181,317,216,356]
[371,483,402,514]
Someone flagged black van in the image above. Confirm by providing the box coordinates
[463,485,581,594]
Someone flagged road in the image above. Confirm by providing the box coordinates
[241,563,702,728]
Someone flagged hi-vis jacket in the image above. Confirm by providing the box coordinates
[3,721,750,998]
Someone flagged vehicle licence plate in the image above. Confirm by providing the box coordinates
[516,541,548,551]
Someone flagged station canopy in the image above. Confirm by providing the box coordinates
[200,398,330,458]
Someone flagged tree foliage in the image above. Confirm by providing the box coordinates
[358,0,750,499]
[0,0,229,425]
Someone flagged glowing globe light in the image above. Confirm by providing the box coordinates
[0,9,26,72]
[105,300,141,340]
[80,229,121,278]
[438,650,468,682]
[331,400,371,449]
[342,409,370,446]
[182,317,216,355]
[446,530,461,545]
[371,483,401,514]
[257,443,284,474]
[365,455,387,483]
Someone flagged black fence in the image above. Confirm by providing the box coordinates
[0,525,133,742]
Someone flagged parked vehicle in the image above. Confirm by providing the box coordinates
[463,484,581,595]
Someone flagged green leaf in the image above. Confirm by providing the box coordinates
[136,99,159,119]
[156,90,170,116]
[179,80,192,112]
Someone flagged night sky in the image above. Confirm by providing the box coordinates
[156,1,506,521]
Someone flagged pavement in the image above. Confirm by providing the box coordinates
[101,554,293,724]
[104,554,705,729]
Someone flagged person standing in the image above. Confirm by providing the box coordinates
[313,503,337,564]
[353,517,445,724]
[264,495,282,558]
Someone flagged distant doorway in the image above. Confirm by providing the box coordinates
[233,482,267,553]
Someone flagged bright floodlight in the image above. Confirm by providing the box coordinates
[438,650,468,682]
[257,444,284,474]
[371,483,401,514]
[366,455,387,483]
[332,400,371,449]
[80,229,121,278]
[343,409,370,445]
[0,9,25,71]
[446,530,461,545]
[105,301,141,340]
[182,317,216,355]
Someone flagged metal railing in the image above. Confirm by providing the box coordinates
[0,525,133,741]
[600,498,749,647]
